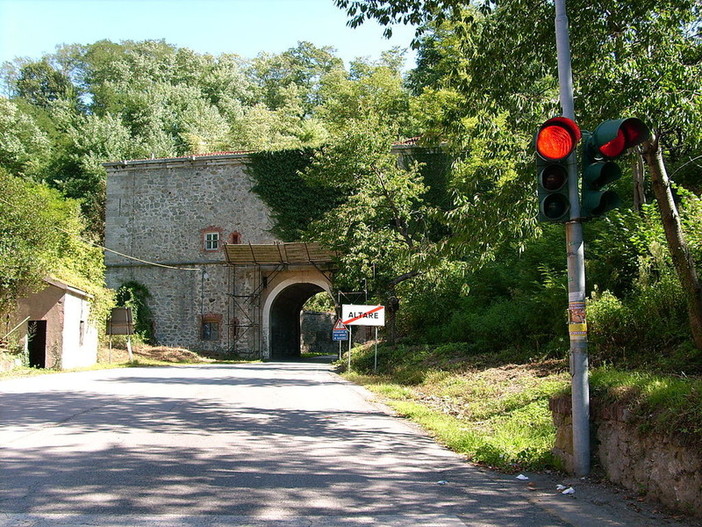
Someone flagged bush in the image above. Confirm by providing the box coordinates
[588,274,692,368]
[115,281,155,344]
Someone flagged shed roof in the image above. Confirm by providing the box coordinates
[44,277,93,300]
[224,242,336,266]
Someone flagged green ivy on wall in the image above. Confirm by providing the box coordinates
[245,148,340,241]
[246,147,453,242]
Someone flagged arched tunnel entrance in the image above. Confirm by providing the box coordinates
[270,282,326,360]
[225,242,337,359]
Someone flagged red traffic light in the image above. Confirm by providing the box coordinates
[595,118,651,158]
[536,117,582,161]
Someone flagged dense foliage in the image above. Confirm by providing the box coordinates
[0,169,111,332]
[115,281,155,344]
[1,0,701,372]
[330,0,702,372]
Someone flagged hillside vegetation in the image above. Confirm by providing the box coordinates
[1,0,701,383]
[341,342,702,472]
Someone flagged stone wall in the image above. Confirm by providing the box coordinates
[104,154,276,354]
[550,395,702,516]
[300,311,336,355]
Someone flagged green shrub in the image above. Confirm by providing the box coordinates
[115,281,155,344]
[588,274,690,367]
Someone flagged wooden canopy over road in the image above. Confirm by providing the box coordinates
[224,242,337,266]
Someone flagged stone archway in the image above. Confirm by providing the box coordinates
[262,275,333,360]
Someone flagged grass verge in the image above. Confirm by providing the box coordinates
[342,343,569,472]
[342,342,702,471]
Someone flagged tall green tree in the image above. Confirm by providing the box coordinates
[336,0,702,349]
[302,115,433,341]
[15,60,79,110]
[250,41,344,115]
[0,98,50,178]
[318,52,417,137]
[47,106,140,234]
[0,170,108,320]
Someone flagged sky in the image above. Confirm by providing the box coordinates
[0,0,418,68]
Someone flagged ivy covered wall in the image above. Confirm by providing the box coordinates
[245,149,339,242]
[245,147,453,242]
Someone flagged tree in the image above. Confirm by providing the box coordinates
[0,98,50,178]
[0,170,107,320]
[317,52,417,137]
[229,84,328,151]
[250,41,344,115]
[15,60,78,110]
[336,0,702,349]
[302,115,433,340]
[642,134,702,348]
[48,110,138,235]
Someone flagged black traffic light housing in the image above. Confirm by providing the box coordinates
[581,118,650,218]
[535,117,581,222]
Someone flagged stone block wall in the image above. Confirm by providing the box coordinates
[300,311,336,355]
[105,155,276,264]
[104,154,276,354]
[550,394,702,517]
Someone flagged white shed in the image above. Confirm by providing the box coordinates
[11,278,99,369]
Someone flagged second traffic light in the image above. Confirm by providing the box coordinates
[581,118,650,218]
[535,117,581,222]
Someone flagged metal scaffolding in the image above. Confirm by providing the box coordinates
[224,242,337,356]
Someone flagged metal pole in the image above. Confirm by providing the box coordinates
[555,0,590,477]
[374,327,378,373]
[348,326,352,372]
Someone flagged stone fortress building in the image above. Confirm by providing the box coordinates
[103,153,336,359]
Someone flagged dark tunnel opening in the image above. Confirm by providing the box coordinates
[270,283,325,360]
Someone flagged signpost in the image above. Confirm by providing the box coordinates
[340,304,385,372]
[332,320,349,360]
[106,307,134,362]
[554,0,589,476]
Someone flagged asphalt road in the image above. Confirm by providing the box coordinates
[0,361,697,527]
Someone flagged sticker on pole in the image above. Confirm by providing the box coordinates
[341,304,385,327]
[568,301,587,339]
[332,319,349,341]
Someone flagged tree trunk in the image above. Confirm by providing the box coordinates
[641,134,702,349]
[633,151,646,213]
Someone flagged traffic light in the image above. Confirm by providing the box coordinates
[581,118,650,218]
[535,117,581,222]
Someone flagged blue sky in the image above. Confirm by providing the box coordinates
[0,0,418,68]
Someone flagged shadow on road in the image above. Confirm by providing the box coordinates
[0,364,544,523]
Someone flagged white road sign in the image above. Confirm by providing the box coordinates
[341,304,385,326]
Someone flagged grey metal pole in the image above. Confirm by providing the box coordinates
[374,327,378,373]
[555,0,590,477]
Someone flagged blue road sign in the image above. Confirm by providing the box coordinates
[332,329,349,342]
